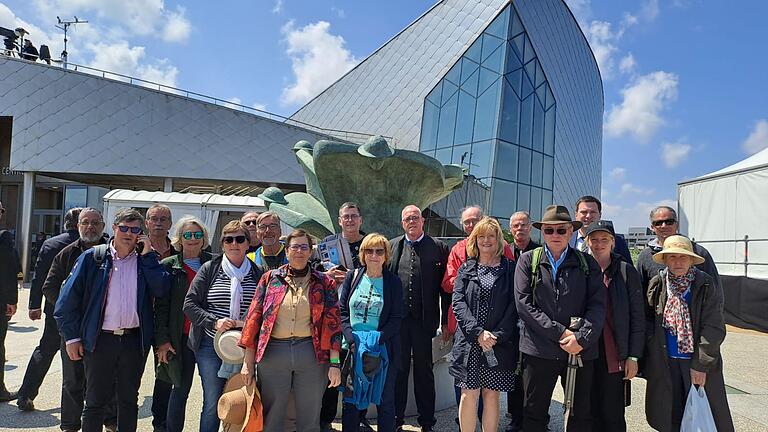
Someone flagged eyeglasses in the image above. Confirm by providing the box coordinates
[148,216,170,223]
[288,244,311,251]
[340,214,360,221]
[117,225,143,234]
[402,215,421,223]
[542,227,569,236]
[257,223,280,231]
[79,220,103,226]
[182,231,204,240]
[461,218,480,227]
[652,218,677,227]
[242,220,258,226]
[223,235,247,244]
[364,248,386,256]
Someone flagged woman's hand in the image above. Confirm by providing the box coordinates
[241,362,255,386]
[477,330,497,351]
[624,358,638,380]
[691,368,707,387]
[156,342,176,364]
[216,318,236,331]
[328,366,341,387]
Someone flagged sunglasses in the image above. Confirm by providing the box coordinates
[117,225,143,234]
[242,220,258,226]
[288,244,311,251]
[543,227,569,236]
[257,223,280,231]
[182,231,204,240]
[364,248,386,256]
[402,215,421,223]
[652,218,677,227]
[223,235,247,244]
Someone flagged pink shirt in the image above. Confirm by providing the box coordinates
[101,243,140,331]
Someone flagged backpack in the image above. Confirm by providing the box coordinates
[92,244,109,265]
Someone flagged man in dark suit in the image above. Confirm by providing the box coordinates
[16,207,81,411]
[388,205,449,432]
[569,196,632,263]
[0,200,21,401]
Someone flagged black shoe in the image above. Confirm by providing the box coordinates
[320,422,333,432]
[359,417,374,432]
[0,390,18,402]
[421,427,434,432]
[16,396,34,411]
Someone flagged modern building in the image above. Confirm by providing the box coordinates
[626,226,655,249]
[0,0,602,275]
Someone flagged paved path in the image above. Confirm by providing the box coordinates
[2,288,767,431]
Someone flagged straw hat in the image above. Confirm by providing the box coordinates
[532,205,582,230]
[652,235,705,265]
[214,328,245,364]
[218,373,260,432]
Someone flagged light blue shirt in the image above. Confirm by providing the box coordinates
[544,244,569,282]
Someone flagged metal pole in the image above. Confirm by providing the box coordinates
[744,235,749,277]
[19,171,35,282]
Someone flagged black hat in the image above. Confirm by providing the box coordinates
[584,220,615,238]
[533,205,582,230]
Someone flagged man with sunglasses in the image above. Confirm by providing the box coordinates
[635,205,721,293]
[569,196,632,264]
[240,211,262,253]
[16,207,82,412]
[0,200,22,402]
[389,205,449,432]
[246,211,288,270]
[55,208,168,432]
[514,205,605,432]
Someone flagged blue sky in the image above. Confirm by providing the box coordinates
[1,0,766,233]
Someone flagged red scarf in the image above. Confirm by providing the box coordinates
[663,268,695,354]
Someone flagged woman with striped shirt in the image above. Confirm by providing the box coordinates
[183,220,263,432]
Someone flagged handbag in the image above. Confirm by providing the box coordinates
[680,385,717,432]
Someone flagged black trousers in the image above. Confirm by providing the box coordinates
[18,305,60,400]
[521,354,594,432]
[590,340,627,432]
[61,337,118,430]
[669,358,692,431]
[148,347,173,430]
[0,303,8,392]
[395,315,436,428]
[320,348,347,424]
[82,331,146,432]
[506,379,525,429]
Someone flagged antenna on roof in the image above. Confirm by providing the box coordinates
[55,16,88,69]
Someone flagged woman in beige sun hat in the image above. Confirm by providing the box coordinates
[642,235,734,432]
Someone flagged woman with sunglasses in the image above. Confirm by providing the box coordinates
[183,220,263,432]
[335,233,403,432]
[451,217,518,432]
[239,229,342,432]
[154,216,211,432]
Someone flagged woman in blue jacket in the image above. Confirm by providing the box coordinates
[338,233,403,432]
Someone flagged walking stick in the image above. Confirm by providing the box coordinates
[563,317,584,430]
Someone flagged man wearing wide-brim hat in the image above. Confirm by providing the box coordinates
[514,205,606,432]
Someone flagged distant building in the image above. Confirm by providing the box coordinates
[626,226,654,248]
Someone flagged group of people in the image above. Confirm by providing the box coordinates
[0,195,734,432]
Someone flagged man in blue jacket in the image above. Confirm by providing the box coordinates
[55,208,168,432]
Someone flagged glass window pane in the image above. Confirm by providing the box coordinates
[482,44,505,74]
[525,59,537,88]
[543,155,554,190]
[454,90,476,145]
[473,78,501,142]
[470,140,494,180]
[510,9,524,38]
[435,147,452,165]
[452,144,472,170]
[517,184,531,214]
[531,151,543,187]
[465,37,482,63]
[462,68,479,97]
[532,96,545,152]
[485,6,510,39]
[535,61,545,88]
[461,58,479,85]
[478,67,500,96]
[491,179,517,220]
[481,34,503,62]
[524,34,535,63]
[442,80,458,105]
[542,189,553,208]
[426,82,442,106]
[445,60,461,85]
[519,95,534,149]
[544,108,556,155]
[420,100,440,151]
[530,187,543,222]
[436,91,458,148]
[494,140,518,181]
[511,34,524,63]
[499,81,520,144]
[506,41,522,73]
[518,146,531,185]
[65,186,87,211]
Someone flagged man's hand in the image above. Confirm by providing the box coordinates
[328,367,341,387]
[6,304,17,319]
[325,267,347,285]
[477,330,497,351]
[691,368,707,387]
[216,318,237,331]
[66,341,84,361]
[441,324,454,342]
[624,358,638,380]
[156,342,176,364]
[137,234,152,255]
[29,309,42,320]
[559,333,583,355]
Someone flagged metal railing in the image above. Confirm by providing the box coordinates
[0,50,399,146]
[692,236,768,277]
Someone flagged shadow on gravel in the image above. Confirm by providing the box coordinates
[0,404,61,429]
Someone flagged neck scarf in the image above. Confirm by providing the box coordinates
[221,255,252,320]
[662,267,696,354]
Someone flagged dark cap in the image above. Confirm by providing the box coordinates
[584,220,615,238]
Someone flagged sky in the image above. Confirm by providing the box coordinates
[1,0,767,234]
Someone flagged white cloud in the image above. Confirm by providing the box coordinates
[0,3,63,56]
[609,167,627,182]
[619,182,654,198]
[605,71,679,142]
[642,0,660,21]
[280,20,358,106]
[661,141,692,168]
[564,0,592,23]
[619,53,636,75]
[742,119,768,155]
[252,102,267,111]
[162,7,191,43]
[86,41,178,86]
[272,0,283,14]
[583,20,619,78]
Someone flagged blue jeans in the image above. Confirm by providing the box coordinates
[166,335,197,432]
[196,335,225,432]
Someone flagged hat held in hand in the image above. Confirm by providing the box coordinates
[218,373,262,431]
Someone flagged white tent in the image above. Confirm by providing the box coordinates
[678,147,768,279]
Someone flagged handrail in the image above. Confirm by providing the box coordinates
[692,236,768,277]
[0,50,399,146]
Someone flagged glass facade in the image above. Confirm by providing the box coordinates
[420,4,555,231]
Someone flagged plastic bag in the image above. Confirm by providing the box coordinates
[680,385,717,432]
